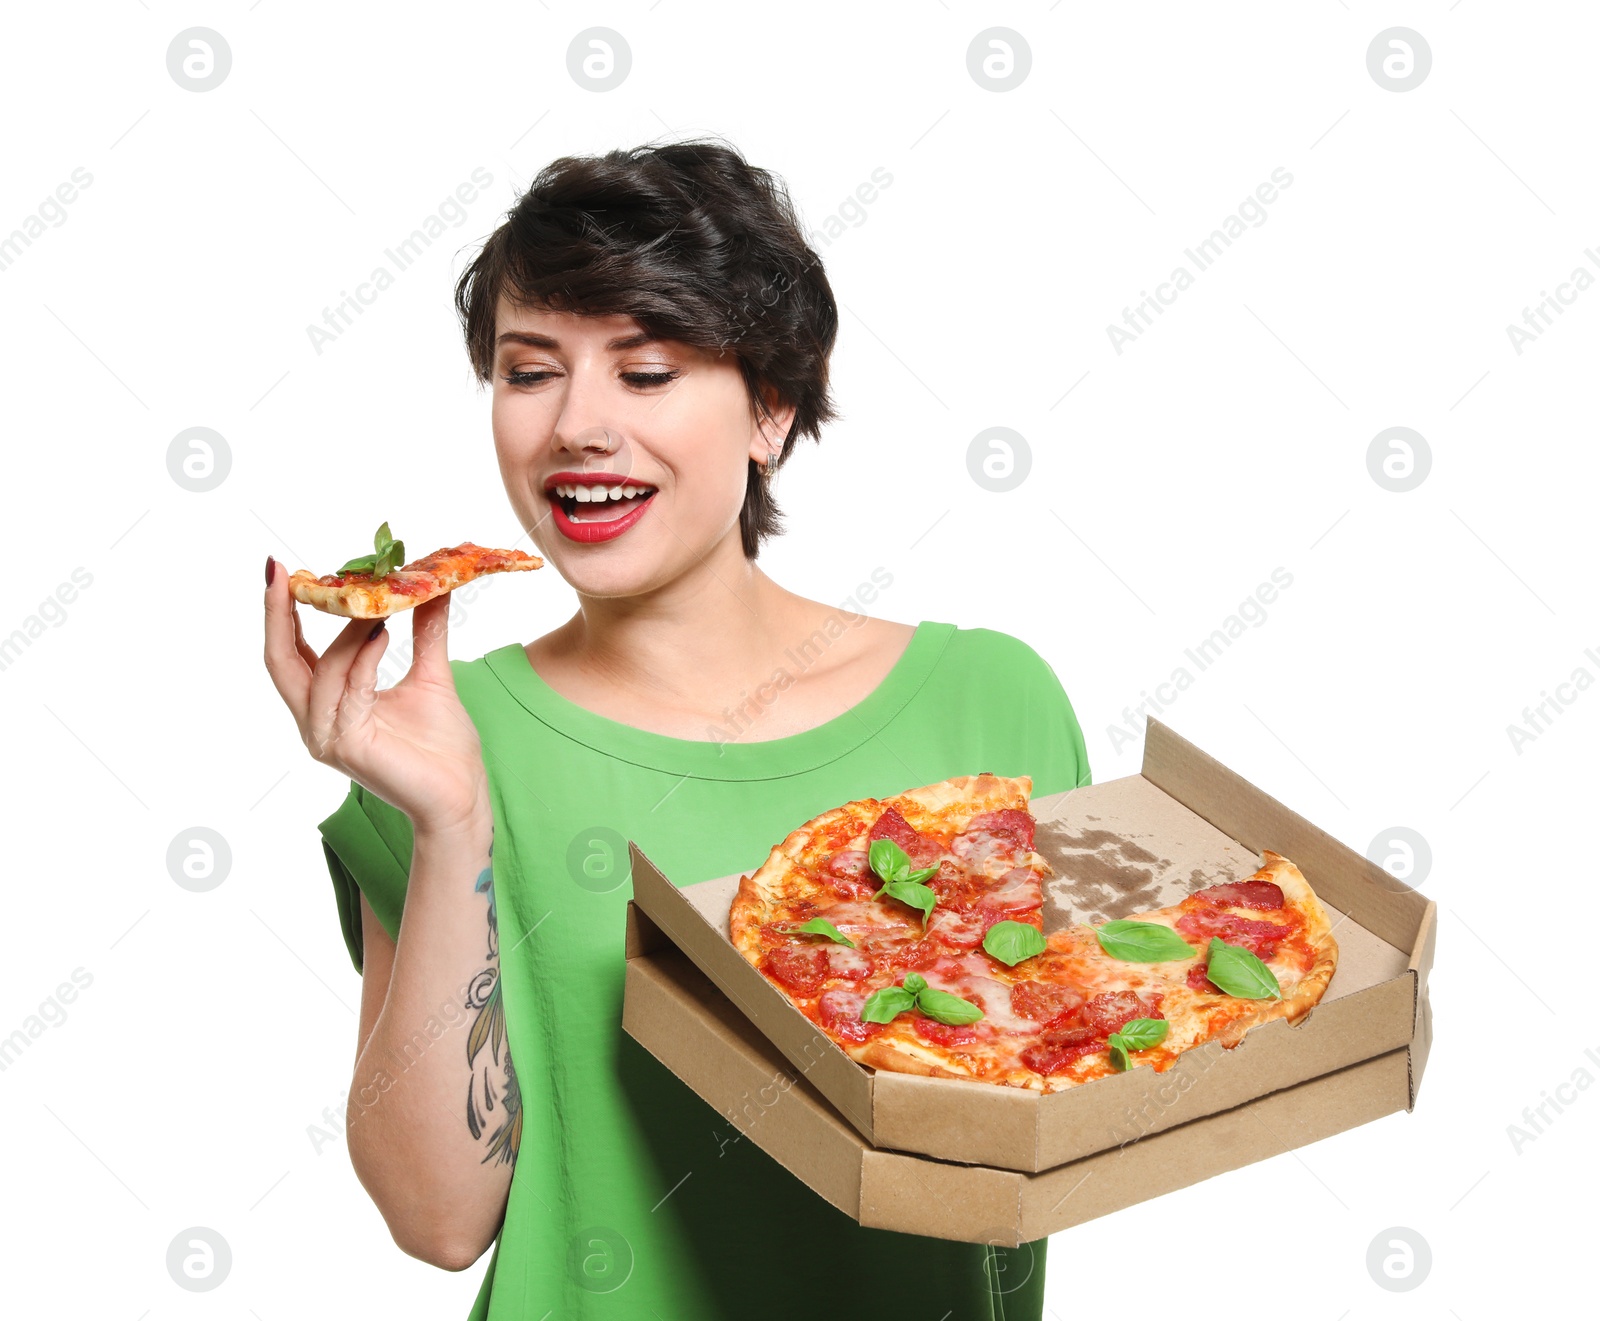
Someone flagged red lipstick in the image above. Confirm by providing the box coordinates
[543,471,657,544]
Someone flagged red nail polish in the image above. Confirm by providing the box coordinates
[265,555,275,585]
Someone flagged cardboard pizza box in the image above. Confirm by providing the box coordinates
[624,718,1435,1175]
[622,936,1427,1246]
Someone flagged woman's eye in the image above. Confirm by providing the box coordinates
[500,369,679,387]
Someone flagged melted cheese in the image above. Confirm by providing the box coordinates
[928,907,986,947]
[924,965,1038,1037]
[818,987,868,1019]
[979,866,1041,912]
[824,945,871,977]
[821,900,912,935]
[950,829,1031,879]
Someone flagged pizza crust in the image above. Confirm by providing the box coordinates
[287,572,414,619]
[846,1037,977,1083]
[882,773,1034,831]
[1214,850,1338,1041]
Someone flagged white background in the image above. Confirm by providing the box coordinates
[1,2,1592,1316]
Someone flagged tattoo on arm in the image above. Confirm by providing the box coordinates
[464,826,522,1167]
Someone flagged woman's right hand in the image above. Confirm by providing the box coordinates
[262,557,489,835]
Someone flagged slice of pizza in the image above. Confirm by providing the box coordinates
[729,777,1338,1093]
[289,542,542,619]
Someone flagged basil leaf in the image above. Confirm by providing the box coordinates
[868,838,909,884]
[1204,938,1281,999]
[879,879,936,928]
[1095,920,1195,963]
[861,985,916,1023]
[778,918,855,948]
[861,971,983,1028]
[869,837,943,896]
[1114,1017,1169,1050]
[339,521,404,578]
[916,986,984,1026]
[372,538,405,580]
[1108,1036,1131,1071]
[866,841,939,926]
[982,920,1047,967]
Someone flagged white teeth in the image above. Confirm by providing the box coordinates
[551,481,655,502]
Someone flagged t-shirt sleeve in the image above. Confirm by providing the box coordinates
[1020,640,1093,796]
[960,627,1093,798]
[316,780,415,973]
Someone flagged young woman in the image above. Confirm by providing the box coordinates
[263,139,1089,1320]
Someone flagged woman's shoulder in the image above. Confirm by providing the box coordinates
[893,621,1079,718]
[448,644,514,676]
[930,622,1064,683]
[447,643,531,701]
[920,623,1091,792]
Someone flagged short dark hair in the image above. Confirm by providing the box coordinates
[454,138,839,558]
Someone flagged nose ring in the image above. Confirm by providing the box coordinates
[575,425,619,452]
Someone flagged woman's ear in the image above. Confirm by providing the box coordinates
[748,387,797,465]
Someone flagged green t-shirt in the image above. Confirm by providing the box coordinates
[318,620,1090,1320]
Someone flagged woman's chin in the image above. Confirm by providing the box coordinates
[533,504,745,600]
[544,548,677,601]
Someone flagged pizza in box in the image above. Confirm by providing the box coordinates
[729,775,1337,1092]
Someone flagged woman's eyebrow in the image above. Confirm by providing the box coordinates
[494,330,661,351]
[605,331,659,350]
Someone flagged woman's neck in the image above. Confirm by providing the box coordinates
[524,531,912,741]
[575,561,795,683]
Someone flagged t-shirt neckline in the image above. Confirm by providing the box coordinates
[480,619,954,781]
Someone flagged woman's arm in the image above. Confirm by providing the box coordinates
[348,808,516,1270]
[264,566,520,1269]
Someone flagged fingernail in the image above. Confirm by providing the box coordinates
[368,620,386,640]
[265,555,275,586]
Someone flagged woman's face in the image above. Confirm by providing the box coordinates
[490,297,790,598]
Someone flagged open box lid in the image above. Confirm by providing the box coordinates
[626,718,1435,1173]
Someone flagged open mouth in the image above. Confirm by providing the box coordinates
[548,481,658,524]
[544,476,659,543]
